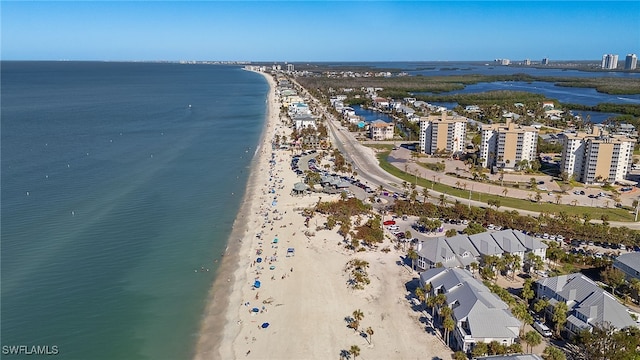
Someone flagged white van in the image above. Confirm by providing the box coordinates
[534,321,552,337]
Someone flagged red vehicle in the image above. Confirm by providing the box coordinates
[383,220,396,226]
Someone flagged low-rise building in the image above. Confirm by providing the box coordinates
[415,230,547,271]
[369,120,394,140]
[535,273,637,336]
[420,267,521,353]
[613,253,640,282]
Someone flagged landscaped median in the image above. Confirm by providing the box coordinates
[369,145,634,222]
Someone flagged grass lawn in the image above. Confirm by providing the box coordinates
[374,149,634,222]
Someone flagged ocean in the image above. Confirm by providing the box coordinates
[1,61,267,360]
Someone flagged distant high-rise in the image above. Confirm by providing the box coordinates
[601,54,619,69]
[625,54,637,70]
[542,58,549,65]
[286,63,295,72]
[523,59,531,66]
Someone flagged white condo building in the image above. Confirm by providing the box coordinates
[601,54,619,70]
[419,112,467,155]
[480,120,538,169]
[560,128,635,184]
[625,54,637,70]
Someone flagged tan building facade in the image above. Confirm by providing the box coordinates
[369,119,394,140]
[419,112,467,155]
[480,120,538,169]
[560,128,635,184]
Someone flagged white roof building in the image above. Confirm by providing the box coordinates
[420,267,521,353]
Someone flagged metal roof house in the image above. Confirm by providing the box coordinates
[414,230,547,271]
[613,252,640,281]
[445,235,481,267]
[420,268,521,353]
[535,273,637,336]
[416,238,460,269]
[468,233,504,257]
[491,230,528,261]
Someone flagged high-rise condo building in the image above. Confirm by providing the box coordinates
[625,54,637,70]
[559,128,635,184]
[601,54,619,69]
[419,112,467,155]
[480,120,538,170]
[542,58,549,65]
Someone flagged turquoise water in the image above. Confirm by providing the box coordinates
[1,62,267,359]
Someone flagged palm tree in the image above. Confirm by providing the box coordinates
[453,351,467,360]
[555,193,562,205]
[502,188,508,197]
[365,327,374,345]
[524,330,542,353]
[352,309,364,324]
[439,194,446,206]
[542,346,566,360]
[443,315,455,347]
[407,248,418,270]
[421,187,430,201]
[552,302,568,337]
[349,345,360,360]
[512,302,533,336]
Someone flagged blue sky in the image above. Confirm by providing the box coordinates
[2,1,638,61]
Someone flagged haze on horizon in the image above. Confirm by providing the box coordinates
[1,1,638,62]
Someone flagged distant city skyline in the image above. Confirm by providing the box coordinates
[1,1,638,62]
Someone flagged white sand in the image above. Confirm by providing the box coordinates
[194,71,453,360]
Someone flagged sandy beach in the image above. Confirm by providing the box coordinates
[194,70,453,360]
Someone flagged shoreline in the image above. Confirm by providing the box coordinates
[193,69,277,360]
[195,69,454,360]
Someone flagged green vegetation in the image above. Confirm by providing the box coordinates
[373,148,634,222]
[296,72,640,98]
[562,102,640,117]
[418,161,445,172]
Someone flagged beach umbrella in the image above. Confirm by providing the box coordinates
[254,280,261,288]
[273,238,279,243]
[252,308,260,313]
[256,257,262,263]
[261,322,270,328]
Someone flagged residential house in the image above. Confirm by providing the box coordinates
[420,267,521,353]
[491,230,527,261]
[444,235,481,269]
[369,120,394,140]
[468,232,503,259]
[293,114,316,132]
[512,231,547,262]
[414,230,545,271]
[613,253,640,282]
[372,97,390,110]
[416,238,460,269]
[535,273,637,336]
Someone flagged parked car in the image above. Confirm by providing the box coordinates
[383,220,396,226]
[387,225,399,231]
[534,321,553,337]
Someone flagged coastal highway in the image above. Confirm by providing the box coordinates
[294,79,640,230]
